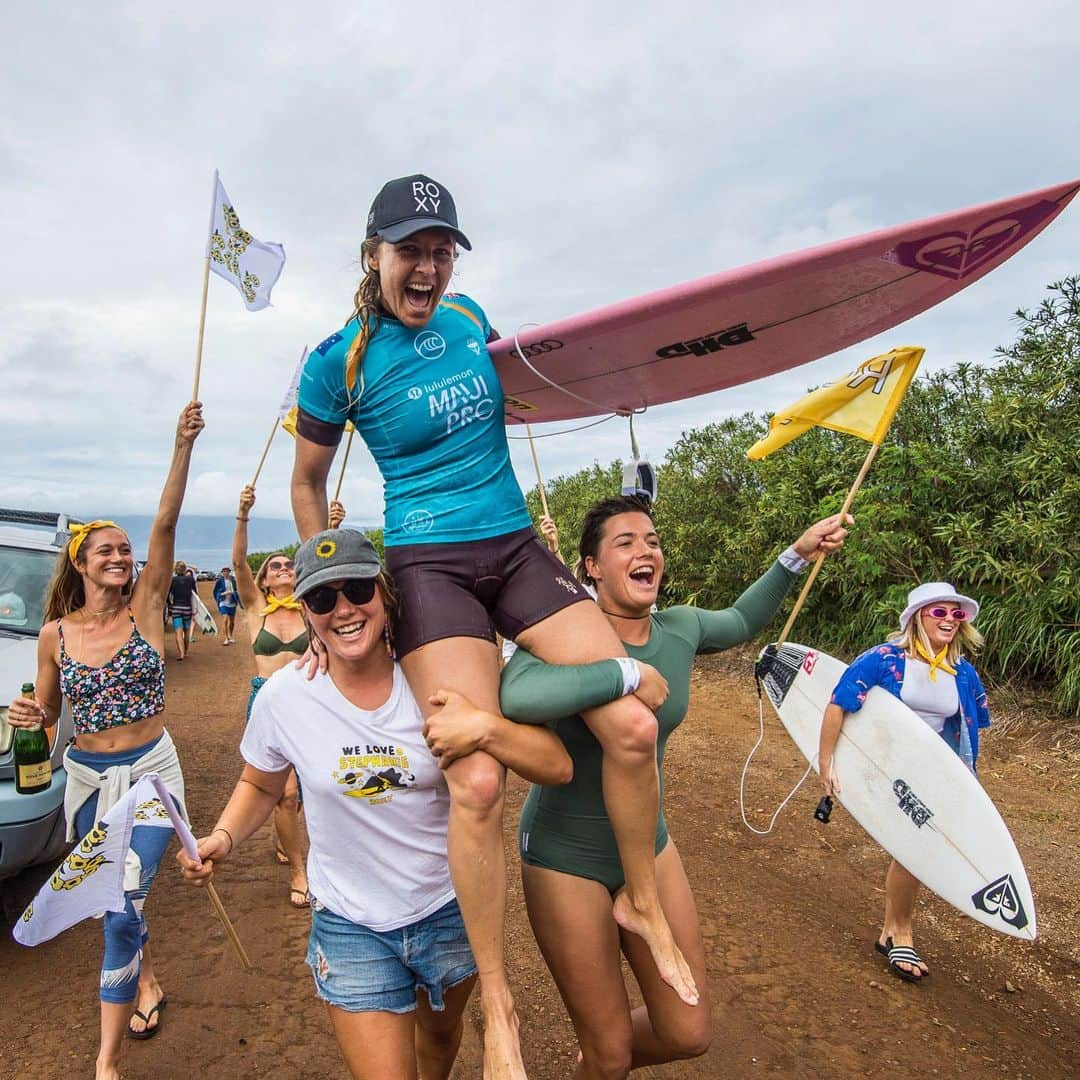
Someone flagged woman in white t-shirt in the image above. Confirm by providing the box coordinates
[178,528,572,1079]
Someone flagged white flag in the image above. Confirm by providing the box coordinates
[207,172,286,311]
[13,774,197,948]
[279,347,309,418]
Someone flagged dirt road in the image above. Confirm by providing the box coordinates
[2,592,1077,1078]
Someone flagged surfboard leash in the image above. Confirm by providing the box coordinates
[739,645,814,836]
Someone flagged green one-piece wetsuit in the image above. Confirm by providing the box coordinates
[499,560,798,893]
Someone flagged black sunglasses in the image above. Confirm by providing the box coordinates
[302,578,377,615]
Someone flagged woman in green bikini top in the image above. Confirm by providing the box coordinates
[230,484,343,907]
[488,495,849,1076]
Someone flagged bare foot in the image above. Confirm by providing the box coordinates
[95,1061,121,1080]
[613,891,699,1005]
[481,987,527,1080]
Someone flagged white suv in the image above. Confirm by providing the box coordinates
[0,509,79,901]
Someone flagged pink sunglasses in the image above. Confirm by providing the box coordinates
[924,606,968,621]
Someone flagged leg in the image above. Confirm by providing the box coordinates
[274,769,309,905]
[415,976,478,1080]
[521,863,634,1079]
[619,841,711,1066]
[516,602,698,1006]
[173,624,186,659]
[401,637,525,1080]
[327,1007,419,1080]
[881,859,928,977]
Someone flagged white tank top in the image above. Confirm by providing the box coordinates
[901,658,959,733]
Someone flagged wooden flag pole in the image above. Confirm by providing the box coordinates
[251,418,280,487]
[330,427,356,527]
[205,881,252,970]
[192,171,219,402]
[775,439,883,647]
[525,423,550,519]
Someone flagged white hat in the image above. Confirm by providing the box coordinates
[899,582,979,631]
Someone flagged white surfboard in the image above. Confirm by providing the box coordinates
[192,591,218,636]
[758,643,1036,940]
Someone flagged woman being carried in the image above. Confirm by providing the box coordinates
[178,528,570,1079]
[230,485,345,907]
[291,174,696,1076]
[7,403,204,1080]
[425,496,849,1076]
[818,581,990,983]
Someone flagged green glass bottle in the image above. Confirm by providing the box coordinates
[14,681,52,795]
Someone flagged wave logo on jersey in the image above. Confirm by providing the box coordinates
[414,331,446,360]
[402,510,434,535]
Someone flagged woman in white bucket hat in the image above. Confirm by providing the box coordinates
[818,582,991,983]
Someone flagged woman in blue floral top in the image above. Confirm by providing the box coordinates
[818,582,990,983]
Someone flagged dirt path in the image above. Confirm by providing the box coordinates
[2,590,1077,1078]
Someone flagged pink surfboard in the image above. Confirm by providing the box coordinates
[491,179,1078,424]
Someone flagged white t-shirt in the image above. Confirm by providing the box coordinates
[241,662,454,931]
[900,659,959,734]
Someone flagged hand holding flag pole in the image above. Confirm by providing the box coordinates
[746,346,925,646]
[147,776,251,971]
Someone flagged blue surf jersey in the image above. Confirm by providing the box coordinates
[299,294,531,546]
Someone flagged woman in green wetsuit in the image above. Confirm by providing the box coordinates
[429,496,850,1076]
[231,484,345,907]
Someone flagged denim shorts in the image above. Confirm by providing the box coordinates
[306,896,476,1014]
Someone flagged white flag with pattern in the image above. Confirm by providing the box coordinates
[207,172,286,311]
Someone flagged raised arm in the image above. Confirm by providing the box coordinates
[231,485,263,611]
[694,512,853,651]
[136,401,205,608]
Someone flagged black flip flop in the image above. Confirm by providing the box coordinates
[887,944,927,983]
[875,936,893,957]
[128,997,167,1040]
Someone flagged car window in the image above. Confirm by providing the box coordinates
[0,545,58,635]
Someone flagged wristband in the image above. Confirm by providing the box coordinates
[614,657,641,696]
[777,546,809,574]
[212,826,234,854]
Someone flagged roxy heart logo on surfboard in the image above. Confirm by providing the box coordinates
[971,874,1029,932]
[885,198,1061,281]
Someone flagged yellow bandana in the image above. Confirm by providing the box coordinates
[260,594,302,615]
[914,639,958,681]
[67,520,121,563]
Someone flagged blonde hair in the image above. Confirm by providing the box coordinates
[342,237,384,402]
[889,607,984,667]
[44,525,133,622]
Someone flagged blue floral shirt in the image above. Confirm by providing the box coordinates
[829,642,991,767]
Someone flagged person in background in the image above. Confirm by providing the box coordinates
[229,484,345,907]
[6,403,204,1079]
[819,581,990,983]
[167,561,196,660]
[213,565,239,644]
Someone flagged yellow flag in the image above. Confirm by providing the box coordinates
[280,406,353,439]
[746,346,924,461]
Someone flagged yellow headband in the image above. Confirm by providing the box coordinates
[67,521,121,563]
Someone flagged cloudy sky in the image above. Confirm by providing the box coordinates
[3,2,1078,527]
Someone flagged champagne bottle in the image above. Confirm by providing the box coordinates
[14,681,52,795]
